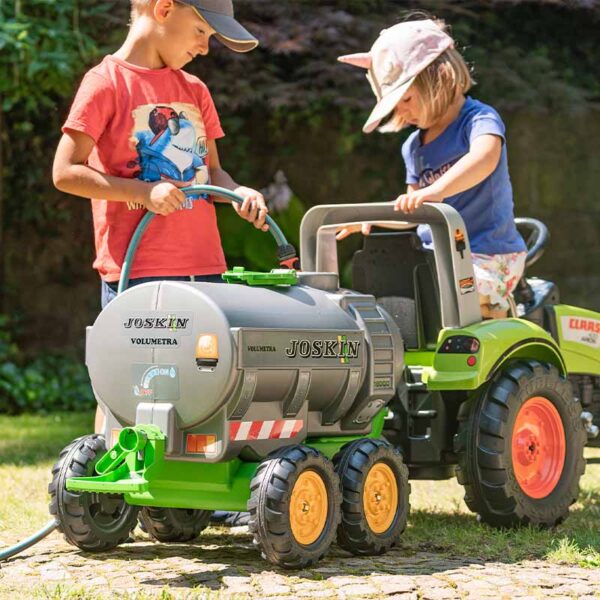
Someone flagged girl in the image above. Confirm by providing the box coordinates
[337,18,526,319]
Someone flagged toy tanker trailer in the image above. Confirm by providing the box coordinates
[49,187,410,568]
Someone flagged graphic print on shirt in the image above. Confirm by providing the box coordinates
[418,161,455,189]
[127,102,210,210]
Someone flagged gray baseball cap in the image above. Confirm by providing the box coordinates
[178,0,258,53]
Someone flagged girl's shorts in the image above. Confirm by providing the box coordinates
[471,251,527,310]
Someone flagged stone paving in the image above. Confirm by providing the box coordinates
[0,527,598,599]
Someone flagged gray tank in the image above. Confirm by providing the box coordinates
[87,275,403,461]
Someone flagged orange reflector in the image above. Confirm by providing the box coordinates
[196,334,218,360]
[186,434,218,455]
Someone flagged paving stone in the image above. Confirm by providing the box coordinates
[108,575,139,588]
[86,576,110,586]
[295,590,340,598]
[222,575,254,594]
[554,583,595,595]
[420,587,460,600]
[328,576,361,587]
[294,581,328,591]
[371,575,416,595]
[484,575,517,586]
[40,569,70,581]
[339,583,380,597]
[258,581,291,596]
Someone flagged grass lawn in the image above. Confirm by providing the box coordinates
[0,412,598,568]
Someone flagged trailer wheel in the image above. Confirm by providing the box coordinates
[333,438,409,555]
[455,360,586,527]
[139,507,211,542]
[48,434,139,551]
[248,445,341,569]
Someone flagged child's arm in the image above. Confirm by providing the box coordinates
[206,139,269,232]
[53,130,187,215]
[394,135,502,213]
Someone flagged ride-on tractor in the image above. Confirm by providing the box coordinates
[49,187,599,568]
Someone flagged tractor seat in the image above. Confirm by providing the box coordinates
[352,232,442,349]
[514,277,560,328]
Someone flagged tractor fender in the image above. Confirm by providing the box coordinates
[424,318,566,391]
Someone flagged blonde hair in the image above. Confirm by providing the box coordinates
[130,0,154,20]
[381,21,474,132]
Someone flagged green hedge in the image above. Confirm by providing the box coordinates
[0,316,95,414]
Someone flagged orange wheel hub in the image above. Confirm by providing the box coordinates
[290,470,328,545]
[512,396,566,499]
[363,462,398,534]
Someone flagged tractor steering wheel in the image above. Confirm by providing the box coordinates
[514,217,549,269]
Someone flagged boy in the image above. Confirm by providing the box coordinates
[53,0,268,311]
[53,0,267,486]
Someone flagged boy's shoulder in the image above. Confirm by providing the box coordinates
[177,68,212,94]
[81,55,211,93]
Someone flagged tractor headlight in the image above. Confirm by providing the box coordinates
[439,336,480,354]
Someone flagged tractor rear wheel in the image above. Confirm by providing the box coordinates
[248,445,341,569]
[455,360,586,527]
[48,434,139,551]
[334,438,410,555]
[139,507,211,542]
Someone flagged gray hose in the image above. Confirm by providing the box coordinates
[0,520,58,561]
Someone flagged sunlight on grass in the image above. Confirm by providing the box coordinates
[546,537,600,568]
[0,412,94,465]
[0,412,94,546]
[402,448,600,565]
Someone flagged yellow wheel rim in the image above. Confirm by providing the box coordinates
[363,462,398,534]
[289,470,328,545]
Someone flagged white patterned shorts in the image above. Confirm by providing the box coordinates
[471,251,527,310]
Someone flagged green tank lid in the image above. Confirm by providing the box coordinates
[222,266,298,286]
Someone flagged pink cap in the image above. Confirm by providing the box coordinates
[338,20,454,133]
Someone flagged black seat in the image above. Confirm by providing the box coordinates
[352,232,442,349]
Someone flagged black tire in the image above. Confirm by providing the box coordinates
[139,507,211,542]
[333,438,409,555]
[455,360,586,528]
[48,434,140,551]
[248,445,341,569]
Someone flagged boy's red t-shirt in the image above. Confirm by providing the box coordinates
[63,55,227,282]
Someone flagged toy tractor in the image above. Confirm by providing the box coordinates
[49,190,598,568]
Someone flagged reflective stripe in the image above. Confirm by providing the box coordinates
[235,421,252,441]
[280,419,296,439]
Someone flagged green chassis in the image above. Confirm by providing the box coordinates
[66,301,600,512]
[66,411,387,512]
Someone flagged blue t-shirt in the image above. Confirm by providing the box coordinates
[402,96,526,255]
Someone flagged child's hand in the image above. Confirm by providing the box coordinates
[143,181,187,215]
[394,185,443,214]
[336,223,372,241]
[232,186,269,232]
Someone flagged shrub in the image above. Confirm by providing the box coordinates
[0,316,94,414]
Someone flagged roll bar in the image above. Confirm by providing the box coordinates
[300,202,482,329]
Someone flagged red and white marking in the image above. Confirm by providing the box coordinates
[229,419,303,441]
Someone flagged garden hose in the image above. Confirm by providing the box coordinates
[0,520,59,561]
[118,184,299,294]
